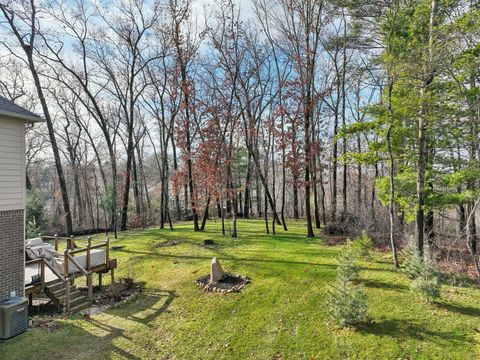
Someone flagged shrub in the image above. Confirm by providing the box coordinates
[402,238,441,302]
[26,189,46,238]
[410,273,440,302]
[410,257,441,302]
[353,230,373,260]
[402,242,424,280]
[26,218,42,240]
[336,241,360,282]
[326,241,368,327]
[326,280,368,328]
[325,222,347,235]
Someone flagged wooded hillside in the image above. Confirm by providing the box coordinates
[0,0,478,274]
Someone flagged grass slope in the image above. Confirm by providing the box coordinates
[1,220,480,359]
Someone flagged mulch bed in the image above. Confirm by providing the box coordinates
[30,317,63,332]
[195,274,250,293]
[79,278,143,307]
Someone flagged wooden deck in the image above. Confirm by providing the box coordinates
[25,235,117,312]
[25,262,58,286]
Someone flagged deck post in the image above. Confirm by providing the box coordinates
[54,233,58,251]
[65,279,71,314]
[28,293,33,307]
[105,237,110,264]
[98,273,102,287]
[40,257,45,289]
[68,235,75,250]
[110,268,115,285]
[63,249,69,278]
[86,236,91,271]
[87,273,93,304]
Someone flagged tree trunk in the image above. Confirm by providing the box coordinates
[200,196,210,231]
[293,174,299,219]
[120,130,135,231]
[244,154,251,218]
[416,0,437,258]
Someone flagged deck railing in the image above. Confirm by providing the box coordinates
[25,256,73,312]
[64,251,93,304]
[30,235,113,313]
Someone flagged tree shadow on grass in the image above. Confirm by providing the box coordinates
[362,279,409,292]
[106,289,176,327]
[74,318,142,359]
[63,289,176,359]
[139,221,323,246]
[116,248,339,269]
[138,230,248,251]
[435,301,480,317]
[358,318,467,346]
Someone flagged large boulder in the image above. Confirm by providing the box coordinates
[210,257,225,282]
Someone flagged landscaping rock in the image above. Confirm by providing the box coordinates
[211,257,225,282]
[195,257,249,294]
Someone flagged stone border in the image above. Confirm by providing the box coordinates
[195,274,250,294]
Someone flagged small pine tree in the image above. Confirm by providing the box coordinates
[336,241,360,281]
[402,238,441,302]
[353,230,373,260]
[410,256,441,302]
[410,273,440,302]
[326,242,368,327]
[402,238,424,280]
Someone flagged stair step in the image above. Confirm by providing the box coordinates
[41,278,92,314]
[45,279,65,291]
[53,292,82,303]
[56,293,85,304]
[71,296,89,307]
[48,287,79,298]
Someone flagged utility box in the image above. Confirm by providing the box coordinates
[0,296,28,340]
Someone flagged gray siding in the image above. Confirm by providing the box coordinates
[0,117,25,211]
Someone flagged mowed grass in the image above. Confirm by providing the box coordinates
[1,220,480,359]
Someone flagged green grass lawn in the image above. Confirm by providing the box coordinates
[2,220,480,359]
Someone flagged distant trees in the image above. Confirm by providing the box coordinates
[343,0,480,269]
[0,0,478,271]
[0,0,73,235]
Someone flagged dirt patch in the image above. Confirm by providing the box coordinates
[195,274,250,293]
[154,240,180,248]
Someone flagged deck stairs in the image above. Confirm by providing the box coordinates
[43,279,90,313]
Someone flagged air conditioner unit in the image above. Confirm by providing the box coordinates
[0,297,28,340]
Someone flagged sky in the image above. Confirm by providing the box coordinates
[192,0,254,23]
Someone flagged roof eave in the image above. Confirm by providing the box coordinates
[0,109,43,123]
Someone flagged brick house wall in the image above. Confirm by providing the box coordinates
[0,210,24,301]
